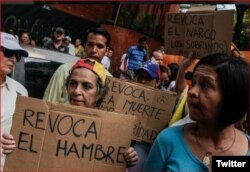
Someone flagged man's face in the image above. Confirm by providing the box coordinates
[139,41,148,49]
[1,48,21,76]
[107,50,113,58]
[54,31,65,41]
[152,51,163,65]
[20,33,30,45]
[85,33,108,62]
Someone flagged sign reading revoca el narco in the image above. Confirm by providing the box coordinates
[165,9,234,58]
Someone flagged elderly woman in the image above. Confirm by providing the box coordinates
[2,58,138,167]
[144,53,249,171]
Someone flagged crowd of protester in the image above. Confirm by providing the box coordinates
[1,24,249,172]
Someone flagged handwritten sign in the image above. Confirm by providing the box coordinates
[98,77,177,143]
[165,10,234,58]
[4,96,135,172]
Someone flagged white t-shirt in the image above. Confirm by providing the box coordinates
[1,76,28,169]
[101,56,111,70]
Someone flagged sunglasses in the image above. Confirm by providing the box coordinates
[1,47,21,62]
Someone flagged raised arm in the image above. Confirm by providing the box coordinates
[174,52,195,96]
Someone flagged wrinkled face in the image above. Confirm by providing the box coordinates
[1,49,20,76]
[85,33,108,62]
[20,33,30,45]
[67,68,99,108]
[135,70,156,87]
[187,65,222,123]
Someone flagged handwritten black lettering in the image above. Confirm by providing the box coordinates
[84,121,97,139]
[167,27,181,36]
[123,100,165,120]
[186,27,216,40]
[23,109,34,127]
[116,146,126,163]
[35,112,45,130]
[18,132,38,153]
[67,142,80,158]
[56,140,125,164]
[185,40,225,53]
[107,95,115,106]
[56,139,67,156]
[167,14,204,26]
[72,119,85,138]
[57,115,74,135]
[170,40,183,48]
[23,109,45,130]
[48,114,97,139]
[133,123,158,141]
[110,81,146,102]
[81,143,94,160]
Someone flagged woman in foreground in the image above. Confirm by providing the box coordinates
[144,53,249,171]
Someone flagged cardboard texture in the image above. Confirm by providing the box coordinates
[4,96,135,172]
[165,9,234,58]
[99,76,177,143]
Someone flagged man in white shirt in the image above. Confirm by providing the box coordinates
[1,32,29,169]
[64,35,76,56]
[101,47,113,70]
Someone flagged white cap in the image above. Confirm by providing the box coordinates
[65,36,71,42]
[1,32,29,57]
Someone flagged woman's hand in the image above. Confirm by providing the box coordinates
[1,133,16,154]
[124,146,138,167]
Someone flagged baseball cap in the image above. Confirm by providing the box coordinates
[55,27,65,34]
[65,36,71,41]
[1,32,29,57]
[71,58,106,86]
[135,61,160,78]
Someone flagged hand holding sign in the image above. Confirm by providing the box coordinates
[1,134,16,154]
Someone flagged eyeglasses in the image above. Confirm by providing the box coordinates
[1,47,21,62]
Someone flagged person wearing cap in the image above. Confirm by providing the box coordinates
[1,32,29,169]
[43,27,112,104]
[134,60,160,88]
[64,35,75,56]
[66,58,107,108]
[128,60,160,172]
[43,27,69,54]
[2,58,138,168]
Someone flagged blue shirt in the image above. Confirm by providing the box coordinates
[126,45,146,70]
[144,125,250,172]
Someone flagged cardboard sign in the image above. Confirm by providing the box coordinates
[98,77,177,143]
[4,96,135,172]
[165,9,234,58]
